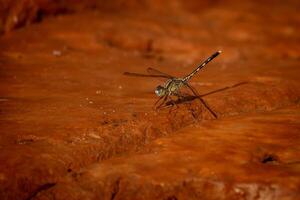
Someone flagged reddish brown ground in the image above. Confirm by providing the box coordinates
[0,1,300,200]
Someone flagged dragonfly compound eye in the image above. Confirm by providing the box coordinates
[155,85,165,96]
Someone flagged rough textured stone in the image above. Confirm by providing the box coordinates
[34,107,300,200]
[0,0,300,199]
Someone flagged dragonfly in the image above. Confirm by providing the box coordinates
[124,51,222,118]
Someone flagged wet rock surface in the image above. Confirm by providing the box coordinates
[0,0,300,199]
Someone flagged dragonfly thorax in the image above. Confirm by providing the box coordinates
[166,78,184,94]
[155,79,185,97]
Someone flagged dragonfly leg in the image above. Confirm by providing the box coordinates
[157,96,176,110]
[154,96,164,110]
[168,100,179,114]
[185,83,218,119]
[154,96,163,106]
[156,95,169,110]
[159,96,179,113]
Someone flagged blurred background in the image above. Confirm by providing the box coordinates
[1,0,299,34]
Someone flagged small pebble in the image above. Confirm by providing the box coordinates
[52,50,62,57]
[13,16,18,23]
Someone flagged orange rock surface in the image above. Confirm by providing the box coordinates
[0,0,300,199]
[35,107,300,200]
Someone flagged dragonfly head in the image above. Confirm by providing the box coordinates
[155,85,166,97]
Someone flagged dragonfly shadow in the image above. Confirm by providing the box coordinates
[164,81,248,107]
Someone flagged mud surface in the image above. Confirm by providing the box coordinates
[0,0,300,199]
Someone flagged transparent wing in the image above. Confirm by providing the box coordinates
[123,67,174,79]
[123,72,169,78]
[147,67,174,78]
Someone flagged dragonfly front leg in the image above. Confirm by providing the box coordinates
[154,96,165,110]
[155,95,169,110]
[159,95,180,113]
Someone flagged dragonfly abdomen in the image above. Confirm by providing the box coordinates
[183,51,221,82]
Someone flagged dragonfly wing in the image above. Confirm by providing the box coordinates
[123,72,169,79]
[147,67,174,78]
